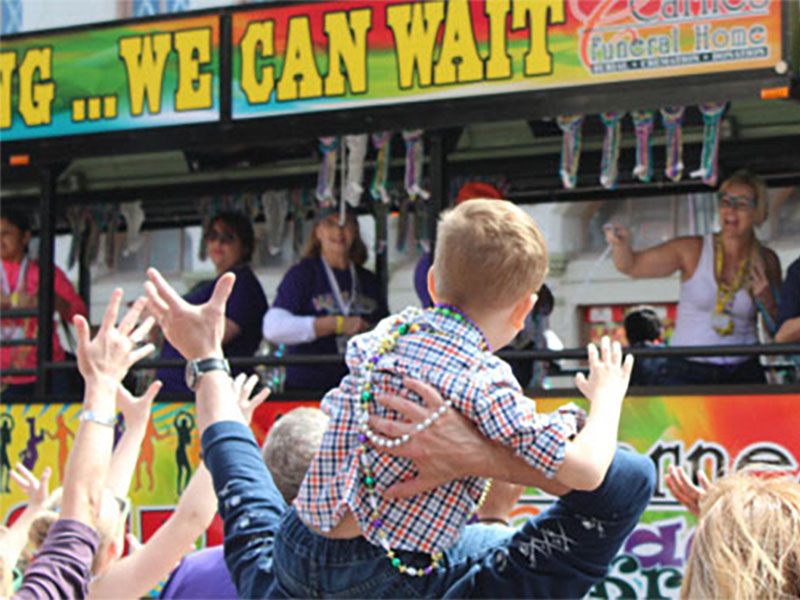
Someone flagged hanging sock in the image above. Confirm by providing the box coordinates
[631,110,655,183]
[660,106,686,182]
[402,130,430,201]
[315,136,339,207]
[66,206,87,269]
[600,112,624,190]
[119,201,146,258]
[342,134,368,208]
[262,190,289,256]
[691,102,728,187]
[370,132,392,204]
[556,115,584,189]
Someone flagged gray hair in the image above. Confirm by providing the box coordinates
[261,407,329,504]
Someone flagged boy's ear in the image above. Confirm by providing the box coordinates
[427,267,438,304]
[511,293,537,330]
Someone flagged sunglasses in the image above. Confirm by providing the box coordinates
[206,229,236,245]
[718,192,756,211]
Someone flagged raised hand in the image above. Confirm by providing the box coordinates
[116,381,163,430]
[10,463,51,509]
[144,267,234,360]
[74,291,155,386]
[665,464,710,518]
[232,373,271,424]
[575,336,633,408]
[603,223,631,247]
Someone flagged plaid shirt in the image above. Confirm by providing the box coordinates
[295,307,585,554]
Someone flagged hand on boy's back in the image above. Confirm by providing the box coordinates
[144,267,234,360]
[574,336,633,407]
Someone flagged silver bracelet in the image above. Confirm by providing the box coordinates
[80,409,116,428]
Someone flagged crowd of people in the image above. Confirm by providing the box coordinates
[1,190,799,599]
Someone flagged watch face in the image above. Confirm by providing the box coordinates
[185,361,197,390]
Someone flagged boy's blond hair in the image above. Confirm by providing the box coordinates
[433,199,548,311]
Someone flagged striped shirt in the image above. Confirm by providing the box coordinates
[295,307,585,554]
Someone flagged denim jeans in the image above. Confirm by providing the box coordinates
[201,421,287,599]
[273,448,656,599]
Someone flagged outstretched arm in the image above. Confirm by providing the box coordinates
[0,464,51,574]
[605,224,697,279]
[106,381,162,498]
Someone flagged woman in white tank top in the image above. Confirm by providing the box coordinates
[604,170,782,385]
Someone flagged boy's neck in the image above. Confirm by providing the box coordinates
[435,301,510,351]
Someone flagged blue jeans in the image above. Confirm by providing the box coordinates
[201,421,287,599]
[273,448,655,599]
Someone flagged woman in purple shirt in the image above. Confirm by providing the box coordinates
[158,212,268,395]
[263,207,388,392]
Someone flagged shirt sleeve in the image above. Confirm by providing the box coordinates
[14,519,99,600]
[460,361,586,480]
[776,261,800,329]
[263,307,317,345]
[272,263,312,315]
[53,267,88,321]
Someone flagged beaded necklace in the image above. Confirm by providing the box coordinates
[711,234,752,336]
[355,303,493,576]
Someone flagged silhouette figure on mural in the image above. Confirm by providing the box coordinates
[19,416,44,471]
[135,417,166,492]
[114,414,125,449]
[0,413,14,493]
[46,413,75,482]
[174,411,194,495]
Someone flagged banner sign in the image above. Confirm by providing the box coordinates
[2,393,798,598]
[0,15,220,141]
[1,1,784,141]
[231,0,783,120]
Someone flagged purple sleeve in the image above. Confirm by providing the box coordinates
[776,258,800,329]
[14,519,100,600]
[272,263,312,314]
[414,253,433,308]
[225,269,268,329]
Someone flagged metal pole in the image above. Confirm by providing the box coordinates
[374,203,389,310]
[35,167,56,398]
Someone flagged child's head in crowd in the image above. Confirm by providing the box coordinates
[682,467,800,599]
[429,199,548,348]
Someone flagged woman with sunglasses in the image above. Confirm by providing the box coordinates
[263,207,388,392]
[156,212,268,395]
[604,170,782,385]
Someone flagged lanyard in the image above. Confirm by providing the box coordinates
[321,257,357,316]
[1,256,29,299]
[1,256,30,340]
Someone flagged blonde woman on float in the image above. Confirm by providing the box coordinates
[605,170,781,385]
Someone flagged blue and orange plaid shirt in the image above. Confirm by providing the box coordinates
[294,307,585,554]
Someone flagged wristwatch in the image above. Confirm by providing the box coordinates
[185,357,231,391]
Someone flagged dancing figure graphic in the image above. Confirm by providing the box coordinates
[174,411,195,495]
[0,413,14,493]
[18,416,44,471]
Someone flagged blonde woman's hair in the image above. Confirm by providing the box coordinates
[681,466,800,599]
[302,214,368,267]
[720,169,769,226]
[433,199,548,311]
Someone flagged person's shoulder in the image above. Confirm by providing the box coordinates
[355,263,379,282]
[286,256,320,278]
[787,255,800,277]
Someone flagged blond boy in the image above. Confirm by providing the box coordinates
[278,199,653,598]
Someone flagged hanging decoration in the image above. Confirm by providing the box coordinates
[556,115,584,189]
[631,110,655,183]
[370,132,393,204]
[402,129,429,201]
[119,201,146,258]
[315,136,339,207]
[342,134,369,208]
[599,112,624,190]
[660,106,686,182]
[691,102,728,187]
[261,190,290,256]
